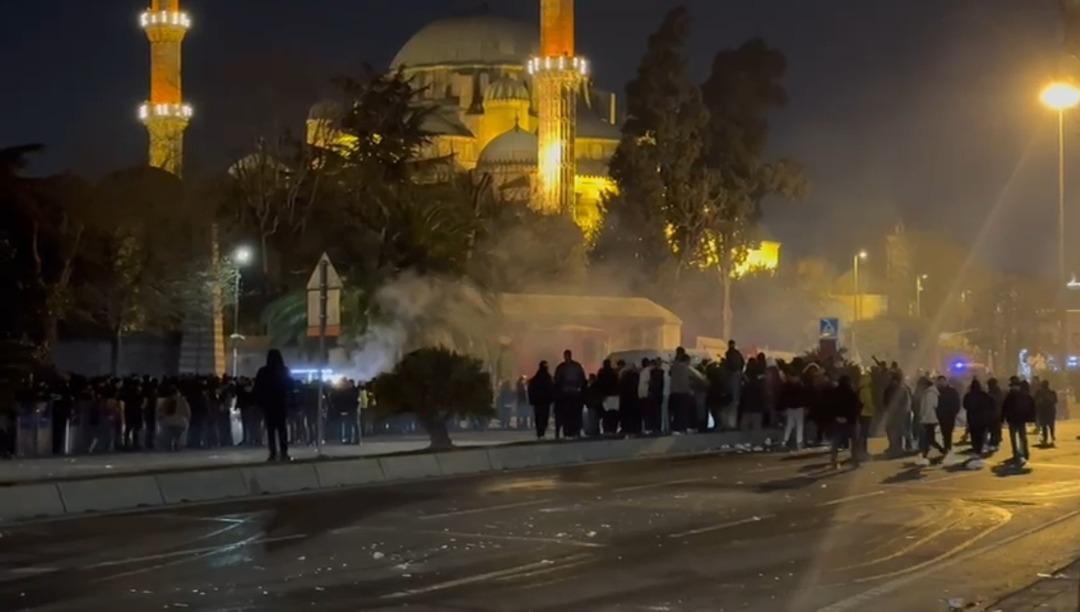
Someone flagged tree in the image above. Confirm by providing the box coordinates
[77,168,211,374]
[371,346,493,449]
[594,7,708,285]
[0,144,92,365]
[701,38,807,337]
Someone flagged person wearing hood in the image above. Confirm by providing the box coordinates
[917,377,945,463]
[527,361,554,439]
[963,379,994,455]
[254,349,294,462]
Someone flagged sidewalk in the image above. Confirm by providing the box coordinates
[0,431,535,485]
[990,558,1080,611]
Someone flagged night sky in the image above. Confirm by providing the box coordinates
[1,0,1072,271]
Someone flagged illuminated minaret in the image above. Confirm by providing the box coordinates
[139,0,192,176]
[528,0,587,216]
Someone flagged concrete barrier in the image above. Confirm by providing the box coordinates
[378,454,441,480]
[0,484,65,521]
[58,476,164,514]
[243,464,320,495]
[435,449,493,476]
[156,469,249,504]
[2,431,773,524]
[316,459,385,488]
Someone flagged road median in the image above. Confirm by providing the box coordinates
[0,430,769,524]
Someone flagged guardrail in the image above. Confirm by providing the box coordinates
[0,430,769,523]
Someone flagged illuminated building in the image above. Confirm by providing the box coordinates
[139,0,191,176]
[306,6,618,240]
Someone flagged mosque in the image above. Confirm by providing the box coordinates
[305,8,620,240]
[135,0,780,376]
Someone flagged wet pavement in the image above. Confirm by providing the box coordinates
[3,424,1080,611]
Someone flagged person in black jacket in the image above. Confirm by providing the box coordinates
[527,361,554,439]
[619,361,642,436]
[963,379,994,455]
[828,376,862,469]
[935,376,961,453]
[986,378,1005,452]
[595,359,620,436]
[1001,378,1034,466]
[254,349,294,462]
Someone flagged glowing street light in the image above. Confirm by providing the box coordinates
[1041,81,1080,369]
[851,250,868,357]
[231,246,254,377]
[1040,82,1080,111]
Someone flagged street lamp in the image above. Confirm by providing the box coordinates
[1041,81,1080,374]
[915,273,928,319]
[852,250,868,355]
[231,246,254,377]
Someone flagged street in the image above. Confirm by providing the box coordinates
[3,428,1080,611]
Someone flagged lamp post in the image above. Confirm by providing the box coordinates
[915,273,928,319]
[852,250,868,354]
[231,246,253,377]
[1041,82,1080,370]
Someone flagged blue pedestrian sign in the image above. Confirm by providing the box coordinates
[820,318,840,339]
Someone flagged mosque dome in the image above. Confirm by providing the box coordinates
[484,77,530,103]
[391,14,537,70]
[478,124,538,165]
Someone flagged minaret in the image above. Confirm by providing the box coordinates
[529,0,587,216]
[139,0,192,176]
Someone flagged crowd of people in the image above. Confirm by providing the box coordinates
[1,342,1065,471]
[1,356,368,460]
[522,344,1063,470]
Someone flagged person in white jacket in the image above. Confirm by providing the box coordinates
[916,377,945,464]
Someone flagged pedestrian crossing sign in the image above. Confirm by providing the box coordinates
[820,318,840,339]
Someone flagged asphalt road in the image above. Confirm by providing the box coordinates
[4,427,1080,611]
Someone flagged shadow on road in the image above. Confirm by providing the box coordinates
[991,462,1033,478]
[756,466,849,492]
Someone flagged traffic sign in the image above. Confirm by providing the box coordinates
[307,253,343,337]
[819,318,840,339]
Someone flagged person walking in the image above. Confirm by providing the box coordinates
[1002,378,1034,466]
[1034,380,1058,447]
[121,378,144,450]
[828,375,862,469]
[527,361,554,439]
[935,376,961,454]
[553,350,587,439]
[916,377,945,465]
[739,355,765,432]
[963,379,994,455]
[254,349,294,462]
